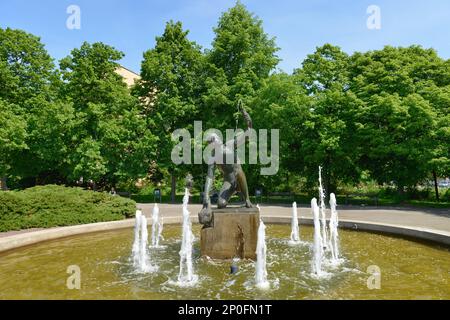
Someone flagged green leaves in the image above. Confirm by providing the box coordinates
[210,2,279,83]
[137,20,205,179]
[139,21,204,122]
[19,98,74,177]
[71,137,107,181]
[0,29,158,188]
[356,93,436,188]
[0,99,27,175]
[291,45,363,192]
[207,2,280,128]
[60,42,157,186]
[349,46,449,189]
[1,14,450,196]
[0,28,57,106]
[60,42,128,111]
[297,44,350,94]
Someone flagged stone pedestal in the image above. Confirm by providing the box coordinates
[200,207,260,260]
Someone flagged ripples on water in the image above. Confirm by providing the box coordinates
[0,224,449,299]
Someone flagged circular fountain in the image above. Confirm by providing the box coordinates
[0,187,449,300]
[0,223,449,299]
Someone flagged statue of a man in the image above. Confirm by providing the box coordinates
[199,103,254,226]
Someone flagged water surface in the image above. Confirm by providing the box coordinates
[0,224,449,299]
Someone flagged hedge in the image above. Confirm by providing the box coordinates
[0,185,136,232]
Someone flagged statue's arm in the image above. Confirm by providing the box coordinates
[232,106,253,147]
[241,106,253,130]
[203,164,215,207]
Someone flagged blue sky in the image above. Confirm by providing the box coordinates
[1,0,449,74]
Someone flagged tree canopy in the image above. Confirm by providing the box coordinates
[207,1,280,128]
[60,42,157,187]
[1,2,449,201]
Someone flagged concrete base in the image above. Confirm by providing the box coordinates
[200,207,260,260]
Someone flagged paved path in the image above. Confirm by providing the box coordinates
[3,204,448,238]
[138,203,450,234]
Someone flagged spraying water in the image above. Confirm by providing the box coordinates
[328,193,340,263]
[138,215,152,272]
[318,166,328,250]
[290,202,300,243]
[311,198,323,276]
[131,210,157,273]
[132,210,142,267]
[151,203,163,247]
[178,188,197,285]
[255,219,270,289]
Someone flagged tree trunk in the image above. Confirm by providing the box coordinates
[323,157,334,201]
[324,175,330,196]
[286,172,290,190]
[323,167,334,202]
[397,184,405,197]
[171,173,176,204]
[1,176,8,191]
[433,170,440,202]
[324,177,337,203]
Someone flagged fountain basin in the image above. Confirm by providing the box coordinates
[0,224,449,300]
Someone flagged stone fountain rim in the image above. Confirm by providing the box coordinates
[0,215,449,254]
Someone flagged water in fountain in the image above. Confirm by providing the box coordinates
[255,219,270,289]
[151,203,164,248]
[311,198,324,276]
[177,188,197,285]
[328,193,340,264]
[318,166,328,250]
[289,202,300,244]
[131,210,142,267]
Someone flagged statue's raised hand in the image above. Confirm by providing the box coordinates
[239,104,252,129]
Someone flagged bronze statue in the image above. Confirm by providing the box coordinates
[199,102,254,226]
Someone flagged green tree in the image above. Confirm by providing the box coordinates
[293,44,362,194]
[207,2,280,128]
[0,28,62,188]
[60,42,156,187]
[0,28,57,106]
[136,21,206,201]
[15,98,75,184]
[416,58,450,200]
[0,99,27,190]
[252,73,311,191]
[350,46,444,195]
[355,94,436,193]
[60,42,129,110]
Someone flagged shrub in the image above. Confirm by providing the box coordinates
[443,188,450,202]
[0,185,136,232]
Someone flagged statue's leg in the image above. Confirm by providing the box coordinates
[236,168,253,208]
[218,181,235,209]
